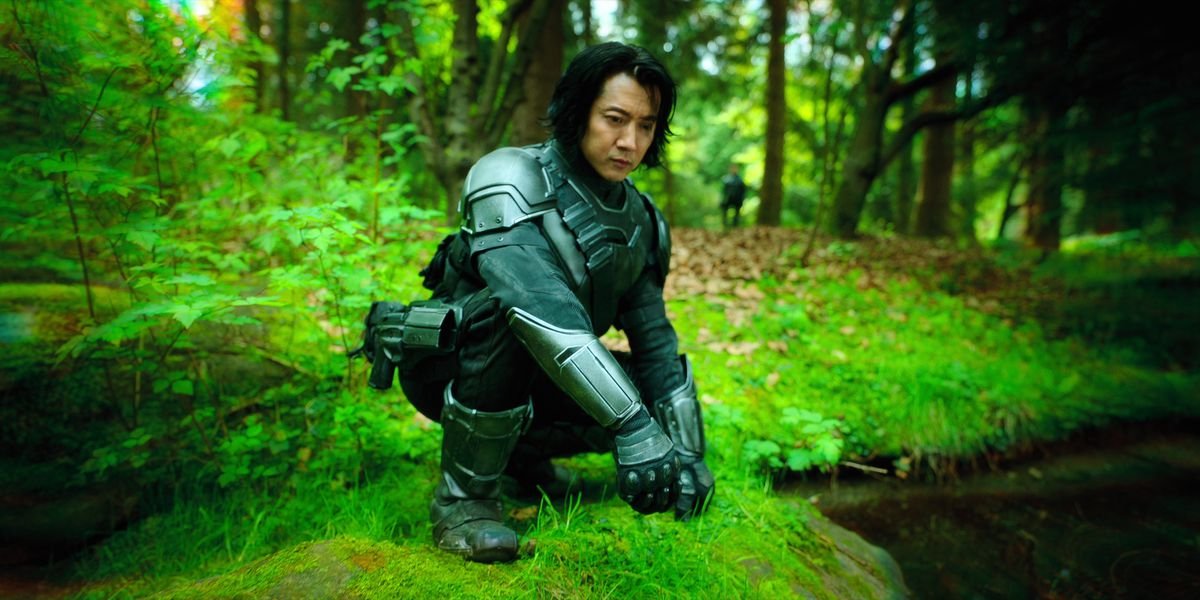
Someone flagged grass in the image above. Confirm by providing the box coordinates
[27,229,1200,597]
[63,464,847,598]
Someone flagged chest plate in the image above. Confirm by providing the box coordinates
[536,148,653,333]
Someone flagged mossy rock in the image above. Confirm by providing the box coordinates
[158,499,907,599]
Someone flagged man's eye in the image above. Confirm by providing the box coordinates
[606,115,623,124]
[640,123,654,133]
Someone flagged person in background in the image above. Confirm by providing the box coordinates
[355,42,715,564]
[720,163,746,228]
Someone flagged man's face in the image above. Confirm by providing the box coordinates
[580,72,658,182]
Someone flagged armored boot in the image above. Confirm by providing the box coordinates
[431,382,530,563]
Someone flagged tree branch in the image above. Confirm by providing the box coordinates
[885,61,956,106]
[485,0,552,146]
[10,0,50,98]
[479,0,534,118]
[881,0,914,76]
[879,86,1014,170]
[395,5,445,159]
[448,0,483,125]
[70,67,119,147]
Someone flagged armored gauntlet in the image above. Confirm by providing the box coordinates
[652,356,715,520]
[506,307,680,514]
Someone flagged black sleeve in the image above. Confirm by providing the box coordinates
[617,270,685,402]
[472,222,593,333]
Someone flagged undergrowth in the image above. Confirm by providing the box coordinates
[53,230,1199,597]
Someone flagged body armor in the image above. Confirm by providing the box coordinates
[452,141,669,334]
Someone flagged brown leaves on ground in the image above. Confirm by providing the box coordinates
[665,227,1045,324]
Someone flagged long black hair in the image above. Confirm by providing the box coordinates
[545,42,676,168]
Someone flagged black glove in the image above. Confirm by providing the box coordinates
[612,408,680,515]
[348,301,408,389]
[674,455,715,521]
[349,301,407,362]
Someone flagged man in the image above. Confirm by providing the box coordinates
[357,42,715,563]
[721,163,746,228]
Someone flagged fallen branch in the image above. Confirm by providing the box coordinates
[840,460,889,475]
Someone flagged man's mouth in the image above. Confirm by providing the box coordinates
[611,158,632,169]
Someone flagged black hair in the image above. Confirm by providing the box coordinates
[545,42,676,168]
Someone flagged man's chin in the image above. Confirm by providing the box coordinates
[601,164,634,182]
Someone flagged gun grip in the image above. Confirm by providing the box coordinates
[368,354,396,390]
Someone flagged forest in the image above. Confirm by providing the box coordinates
[1,0,1198,598]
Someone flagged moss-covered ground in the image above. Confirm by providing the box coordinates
[8,228,1197,598]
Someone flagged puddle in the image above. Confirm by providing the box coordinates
[789,432,1200,598]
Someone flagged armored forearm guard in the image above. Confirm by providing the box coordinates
[505,307,641,428]
[650,356,706,458]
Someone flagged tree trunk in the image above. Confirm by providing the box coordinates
[914,67,956,238]
[894,25,918,235]
[580,0,595,45]
[335,0,368,121]
[758,0,787,226]
[277,0,291,121]
[399,0,553,223]
[830,78,887,237]
[958,68,978,242]
[1023,106,1064,251]
[244,0,265,113]
[511,0,565,146]
[997,156,1025,240]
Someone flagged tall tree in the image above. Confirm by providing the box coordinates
[1022,103,1065,251]
[828,0,1006,238]
[957,66,978,242]
[914,59,956,238]
[510,0,566,146]
[758,0,787,226]
[333,0,368,120]
[397,0,553,220]
[893,19,918,235]
[244,0,265,113]
[277,0,291,121]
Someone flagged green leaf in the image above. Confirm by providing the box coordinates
[165,273,216,286]
[126,230,160,250]
[38,156,73,176]
[327,66,362,92]
[171,379,194,396]
[786,450,813,472]
[172,305,204,329]
[218,136,241,159]
[815,438,843,464]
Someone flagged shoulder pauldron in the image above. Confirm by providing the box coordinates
[459,147,557,236]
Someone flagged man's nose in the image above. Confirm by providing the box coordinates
[615,124,636,150]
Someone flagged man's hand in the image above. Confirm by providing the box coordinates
[674,455,715,520]
[348,301,408,363]
[613,408,680,514]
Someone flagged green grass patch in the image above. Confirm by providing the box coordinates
[46,233,1200,596]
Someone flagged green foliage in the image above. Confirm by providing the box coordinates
[668,245,1199,480]
[0,1,442,495]
[743,408,844,474]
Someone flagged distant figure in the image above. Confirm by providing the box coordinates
[720,163,746,228]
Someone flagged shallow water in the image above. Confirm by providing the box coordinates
[790,430,1200,599]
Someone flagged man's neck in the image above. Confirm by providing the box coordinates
[549,140,623,205]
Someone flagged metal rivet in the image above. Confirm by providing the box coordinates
[498,236,503,241]
[495,216,502,223]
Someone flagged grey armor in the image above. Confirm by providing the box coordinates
[505,306,640,428]
[367,141,709,560]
